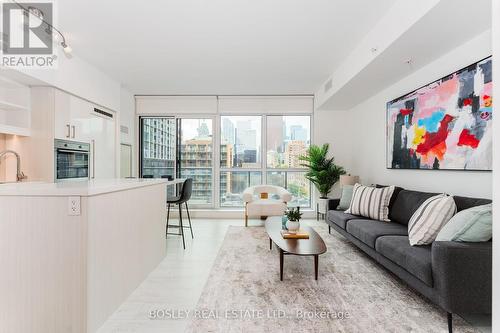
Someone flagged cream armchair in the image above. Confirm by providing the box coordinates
[242,185,292,227]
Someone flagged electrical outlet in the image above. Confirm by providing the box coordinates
[68,196,81,216]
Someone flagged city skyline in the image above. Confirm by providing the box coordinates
[141,116,311,207]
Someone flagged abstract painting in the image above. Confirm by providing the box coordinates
[387,56,492,171]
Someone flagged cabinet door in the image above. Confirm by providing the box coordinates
[69,95,93,143]
[54,89,72,140]
[89,112,116,179]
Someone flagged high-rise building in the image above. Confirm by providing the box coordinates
[290,125,308,142]
[142,119,176,177]
[180,136,213,204]
[221,118,235,144]
[285,140,307,168]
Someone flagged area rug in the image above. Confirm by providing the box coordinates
[185,225,478,333]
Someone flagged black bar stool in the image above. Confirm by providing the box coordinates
[166,178,193,249]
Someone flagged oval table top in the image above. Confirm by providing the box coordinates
[265,217,327,256]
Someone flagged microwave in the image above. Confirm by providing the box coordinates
[54,139,90,182]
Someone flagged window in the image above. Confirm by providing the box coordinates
[140,112,312,209]
[267,116,310,168]
[140,117,214,207]
[267,171,310,207]
[179,119,213,205]
[219,116,263,207]
[266,115,311,207]
[140,118,176,178]
[220,116,261,168]
[220,171,261,207]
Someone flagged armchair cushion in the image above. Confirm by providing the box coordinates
[246,199,287,217]
[242,185,291,203]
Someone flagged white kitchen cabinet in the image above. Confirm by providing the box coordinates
[89,111,116,179]
[54,89,72,140]
[54,90,116,179]
[0,77,31,136]
[28,87,117,181]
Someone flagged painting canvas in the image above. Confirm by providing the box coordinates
[387,56,492,171]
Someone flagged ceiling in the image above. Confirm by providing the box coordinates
[57,0,397,95]
[320,0,492,109]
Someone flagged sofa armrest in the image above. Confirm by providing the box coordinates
[431,241,492,314]
[327,198,340,211]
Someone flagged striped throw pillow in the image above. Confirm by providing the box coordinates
[408,194,457,246]
[345,184,395,222]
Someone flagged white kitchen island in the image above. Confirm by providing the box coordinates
[0,179,174,333]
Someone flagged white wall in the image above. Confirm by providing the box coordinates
[15,53,121,111]
[314,108,354,198]
[119,87,137,177]
[345,30,492,198]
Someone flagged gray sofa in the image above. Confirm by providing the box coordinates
[326,188,492,333]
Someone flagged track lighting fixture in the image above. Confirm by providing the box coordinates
[12,0,72,55]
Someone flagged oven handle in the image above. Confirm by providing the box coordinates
[56,149,90,154]
[91,139,96,179]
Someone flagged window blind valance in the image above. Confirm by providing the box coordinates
[218,96,313,114]
[135,95,314,115]
[135,96,218,115]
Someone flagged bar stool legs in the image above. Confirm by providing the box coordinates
[185,203,194,239]
[166,203,193,250]
[178,204,185,249]
[166,203,171,237]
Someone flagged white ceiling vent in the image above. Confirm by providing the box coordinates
[324,78,333,93]
[93,107,113,119]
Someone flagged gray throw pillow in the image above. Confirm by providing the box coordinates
[337,185,354,210]
[435,204,492,242]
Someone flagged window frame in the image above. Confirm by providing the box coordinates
[139,113,314,209]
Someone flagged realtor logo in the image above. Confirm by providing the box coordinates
[1,1,56,67]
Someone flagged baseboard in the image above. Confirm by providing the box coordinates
[168,209,316,219]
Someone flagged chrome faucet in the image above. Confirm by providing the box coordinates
[0,150,27,182]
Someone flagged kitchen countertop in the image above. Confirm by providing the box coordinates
[0,178,183,197]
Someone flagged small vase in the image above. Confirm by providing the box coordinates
[281,216,288,229]
[286,220,300,233]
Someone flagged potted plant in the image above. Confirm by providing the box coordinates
[284,207,303,233]
[299,143,346,214]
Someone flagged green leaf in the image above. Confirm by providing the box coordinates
[299,143,347,197]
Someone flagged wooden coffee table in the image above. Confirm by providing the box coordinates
[265,217,327,281]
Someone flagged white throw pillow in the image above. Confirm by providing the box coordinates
[345,183,395,222]
[408,194,457,246]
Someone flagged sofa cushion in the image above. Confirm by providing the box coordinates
[375,184,404,213]
[346,219,408,248]
[390,190,439,225]
[337,185,354,210]
[375,235,433,286]
[436,204,492,242]
[408,194,457,246]
[326,210,360,230]
[345,184,395,222]
[453,196,492,212]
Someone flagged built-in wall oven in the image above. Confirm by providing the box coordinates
[54,139,90,182]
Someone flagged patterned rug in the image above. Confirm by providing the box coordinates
[186,224,478,333]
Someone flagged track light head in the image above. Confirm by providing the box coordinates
[61,41,72,54]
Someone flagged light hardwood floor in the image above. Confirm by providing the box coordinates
[97,218,491,333]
